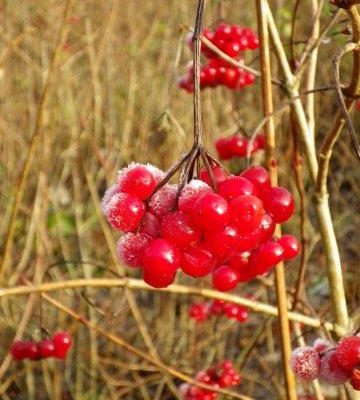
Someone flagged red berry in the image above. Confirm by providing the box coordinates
[250,240,285,275]
[258,213,276,243]
[117,233,152,268]
[38,340,55,358]
[240,166,271,195]
[26,341,41,360]
[254,133,266,150]
[161,211,201,249]
[143,239,180,287]
[248,35,259,50]
[277,235,300,260]
[118,165,156,200]
[335,336,360,371]
[53,332,72,359]
[228,135,248,157]
[148,184,178,219]
[105,192,145,232]
[178,180,213,214]
[350,369,360,391]
[209,300,225,315]
[213,23,232,41]
[205,225,240,259]
[262,187,295,223]
[180,244,216,277]
[139,212,161,238]
[218,67,240,88]
[319,349,351,385]
[189,303,209,322]
[215,137,232,160]
[229,195,263,233]
[218,176,254,201]
[290,346,320,381]
[10,341,28,360]
[212,265,240,291]
[192,193,229,231]
[223,41,241,58]
[312,338,332,354]
[223,303,248,322]
[244,72,255,86]
[199,165,228,186]
[228,251,257,282]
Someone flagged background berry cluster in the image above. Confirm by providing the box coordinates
[189,299,249,323]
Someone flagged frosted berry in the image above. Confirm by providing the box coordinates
[263,187,295,223]
[105,192,145,232]
[229,195,263,233]
[117,233,152,268]
[180,244,216,277]
[212,265,240,291]
[350,369,360,391]
[312,338,332,354]
[148,184,178,219]
[139,212,161,238]
[289,346,321,381]
[38,340,55,358]
[319,349,351,385]
[10,341,28,360]
[240,166,271,195]
[161,211,201,249]
[199,165,228,186]
[118,165,156,200]
[205,225,240,259]
[143,239,180,287]
[53,332,73,359]
[218,176,254,201]
[278,235,300,260]
[178,180,213,214]
[335,335,360,371]
[101,183,120,214]
[192,193,229,231]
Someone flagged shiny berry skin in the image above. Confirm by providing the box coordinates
[350,369,360,391]
[53,332,73,359]
[259,213,276,243]
[335,336,360,371]
[199,165,228,186]
[223,303,248,322]
[229,195,263,233]
[205,226,240,259]
[218,176,254,201]
[161,211,201,249]
[10,341,28,360]
[277,235,300,260]
[189,303,209,322]
[240,166,271,195]
[290,346,321,381]
[228,135,248,157]
[38,340,55,358]
[237,228,262,252]
[192,193,229,231]
[228,251,256,282]
[106,193,145,232]
[250,240,285,275]
[213,23,232,41]
[262,187,295,223]
[26,341,40,360]
[319,349,351,385]
[118,165,156,200]
[178,180,213,214]
[212,265,240,292]
[143,239,180,287]
[180,244,216,277]
[139,212,161,238]
[117,233,152,268]
[142,268,176,288]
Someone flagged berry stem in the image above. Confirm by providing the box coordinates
[255,1,297,399]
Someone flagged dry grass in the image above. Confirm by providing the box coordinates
[0,0,359,399]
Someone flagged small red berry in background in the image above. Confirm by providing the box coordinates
[10,332,72,362]
[189,300,249,324]
[179,23,259,93]
[215,133,266,161]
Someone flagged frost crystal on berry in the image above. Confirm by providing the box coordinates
[101,183,119,215]
[289,346,321,381]
[319,349,351,385]
[148,184,178,219]
[178,179,212,213]
[117,233,152,268]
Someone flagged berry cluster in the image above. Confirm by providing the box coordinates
[178,23,258,93]
[179,360,240,400]
[215,133,265,160]
[189,300,248,323]
[10,332,72,361]
[290,335,360,391]
[102,163,299,291]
